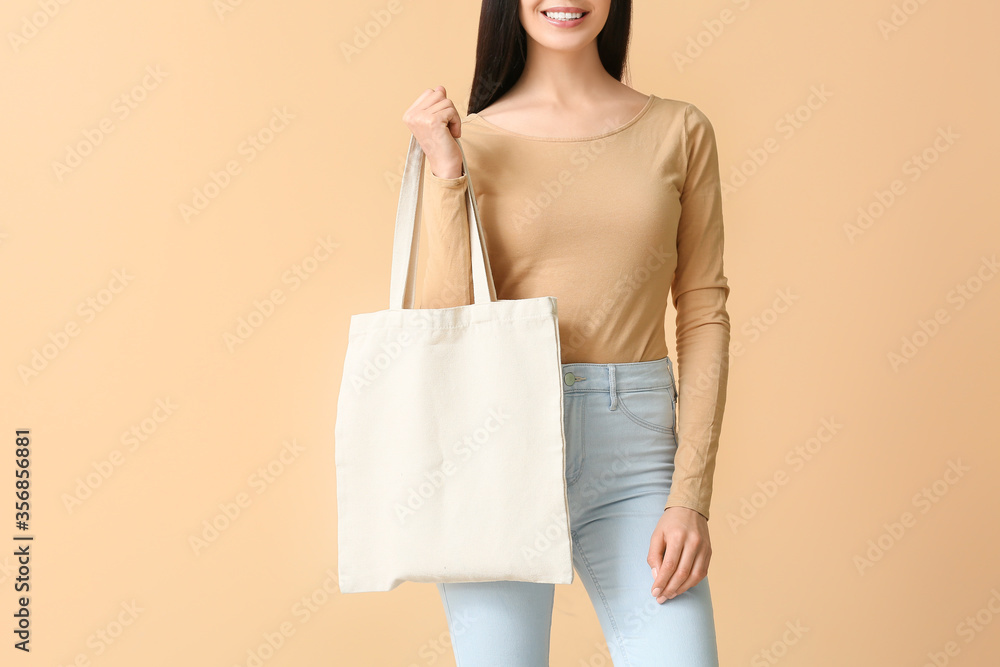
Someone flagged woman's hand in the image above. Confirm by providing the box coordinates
[402,86,464,179]
[647,506,712,603]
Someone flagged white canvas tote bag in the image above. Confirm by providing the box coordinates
[334,134,574,594]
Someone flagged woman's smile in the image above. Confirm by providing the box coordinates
[540,6,590,28]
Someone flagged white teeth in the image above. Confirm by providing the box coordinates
[544,11,585,20]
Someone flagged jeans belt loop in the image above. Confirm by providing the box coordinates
[608,364,618,411]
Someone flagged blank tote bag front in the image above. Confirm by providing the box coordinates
[334,134,574,594]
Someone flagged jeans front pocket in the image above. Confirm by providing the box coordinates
[615,385,676,436]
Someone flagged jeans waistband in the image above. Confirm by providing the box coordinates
[560,355,674,395]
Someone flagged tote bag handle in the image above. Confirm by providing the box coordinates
[389,134,497,310]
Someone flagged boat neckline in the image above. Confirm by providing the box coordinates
[466,94,657,142]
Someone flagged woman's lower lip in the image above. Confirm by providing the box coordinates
[541,11,587,28]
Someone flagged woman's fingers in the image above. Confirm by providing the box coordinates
[650,526,685,600]
[425,98,462,138]
[649,509,712,603]
[405,86,443,115]
[658,534,701,601]
[402,86,463,178]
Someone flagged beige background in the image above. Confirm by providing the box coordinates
[2,0,999,664]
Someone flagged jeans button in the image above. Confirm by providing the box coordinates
[564,372,576,386]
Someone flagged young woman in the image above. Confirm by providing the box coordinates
[402,1,731,664]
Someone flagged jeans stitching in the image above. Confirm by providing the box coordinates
[561,356,670,368]
[564,383,671,396]
[573,530,633,667]
[616,393,674,435]
[566,402,585,485]
[670,386,677,438]
[666,360,678,438]
[437,584,465,667]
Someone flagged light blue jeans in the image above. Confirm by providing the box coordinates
[436,355,720,666]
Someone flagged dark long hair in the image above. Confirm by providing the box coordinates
[468,0,633,114]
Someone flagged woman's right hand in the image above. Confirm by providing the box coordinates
[402,86,464,179]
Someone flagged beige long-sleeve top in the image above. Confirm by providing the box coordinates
[416,94,731,521]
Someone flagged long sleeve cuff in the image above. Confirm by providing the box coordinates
[664,286,730,521]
